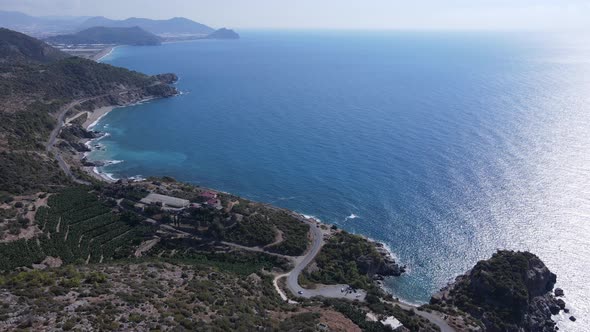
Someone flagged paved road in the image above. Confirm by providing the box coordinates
[46,98,98,185]
[282,215,366,300]
[391,301,455,332]
[46,98,93,153]
[277,214,455,331]
[45,86,168,185]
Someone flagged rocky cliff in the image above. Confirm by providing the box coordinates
[430,250,566,332]
[357,242,406,279]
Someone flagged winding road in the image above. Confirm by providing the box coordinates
[46,98,98,185]
[47,96,454,331]
[275,214,456,332]
[283,216,366,300]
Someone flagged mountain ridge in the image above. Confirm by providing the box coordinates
[77,15,214,36]
[0,28,69,63]
[46,26,162,46]
[0,10,218,37]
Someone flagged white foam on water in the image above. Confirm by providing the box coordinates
[344,213,359,221]
[301,213,322,223]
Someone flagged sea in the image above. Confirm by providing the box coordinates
[89,30,590,330]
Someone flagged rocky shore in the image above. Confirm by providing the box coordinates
[362,241,406,281]
[61,73,180,181]
[429,250,570,332]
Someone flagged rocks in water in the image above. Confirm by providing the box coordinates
[554,288,564,297]
[62,124,99,139]
[429,250,565,332]
[564,308,570,313]
[569,316,576,322]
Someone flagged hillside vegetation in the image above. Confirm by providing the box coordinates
[428,250,564,331]
[0,188,153,271]
[0,28,69,63]
[0,28,177,194]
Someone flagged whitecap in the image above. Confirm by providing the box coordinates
[345,213,359,220]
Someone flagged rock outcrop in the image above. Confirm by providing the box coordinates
[430,251,566,332]
[153,73,178,85]
[357,242,406,278]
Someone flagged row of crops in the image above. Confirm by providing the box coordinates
[0,188,153,271]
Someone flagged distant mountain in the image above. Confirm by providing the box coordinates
[207,28,240,40]
[78,16,215,36]
[0,11,81,36]
[0,11,238,43]
[0,28,69,63]
[47,26,162,46]
[0,11,39,26]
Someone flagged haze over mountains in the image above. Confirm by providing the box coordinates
[0,10,233,39]
[47,27,162,46]
[78,16,214,36]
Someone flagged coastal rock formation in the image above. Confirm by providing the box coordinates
[154,73,178,84]
[357,242,406,278]
[61,124,99,140]
[430,250,565,332]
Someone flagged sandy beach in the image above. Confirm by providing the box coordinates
[92,46,116,62]
[83,106,114,130]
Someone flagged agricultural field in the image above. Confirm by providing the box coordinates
[0,188,154,271]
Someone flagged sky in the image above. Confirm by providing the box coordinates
[1,0,590,31]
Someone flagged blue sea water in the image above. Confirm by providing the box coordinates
[91,31,590,329]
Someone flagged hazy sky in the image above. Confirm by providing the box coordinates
[1,0,590,31]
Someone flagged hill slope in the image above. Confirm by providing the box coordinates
[0,28,177,193]
[46,26,161,46]
[79,16,214,35]
[0,28,69,63]
[207,28,240,39]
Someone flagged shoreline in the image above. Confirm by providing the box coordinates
[77,102,413,304]
[80,105,119,183]
[79,97,169,183]
[83,106,115,130]
[65,47,416,306]
[93,46,117,62]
